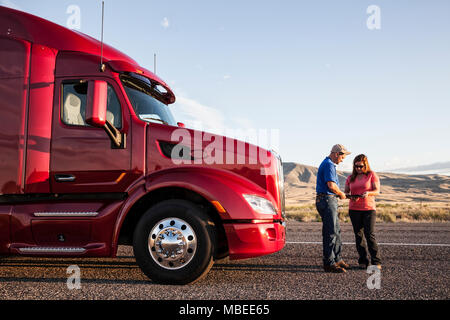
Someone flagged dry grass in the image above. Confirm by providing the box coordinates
[285,202,450,223]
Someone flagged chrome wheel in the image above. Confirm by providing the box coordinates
[133,199,215,284]
[148,218,197,270]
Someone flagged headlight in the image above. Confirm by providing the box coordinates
[243,194,277,215]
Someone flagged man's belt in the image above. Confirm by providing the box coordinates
[316,193,336,198]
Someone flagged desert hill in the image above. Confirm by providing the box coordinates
[283,162,450,205]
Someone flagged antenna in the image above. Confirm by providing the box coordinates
[99,1,105,72]
[154,53,156,74]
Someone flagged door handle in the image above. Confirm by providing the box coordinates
[54,174,76,182]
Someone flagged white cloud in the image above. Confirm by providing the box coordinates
[172,95,257,141]
[223,74,232,80]
[0,0,21,10]
[161,17,170,29]
[232,117,253,129]
[174,96,227,134]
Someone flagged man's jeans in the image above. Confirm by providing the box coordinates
[316,195,342,266]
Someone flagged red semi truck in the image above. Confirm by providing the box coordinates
[0,7,285,284]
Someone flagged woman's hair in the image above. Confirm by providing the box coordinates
[350,154,372,182]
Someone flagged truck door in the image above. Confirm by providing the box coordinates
[50,78,132,194]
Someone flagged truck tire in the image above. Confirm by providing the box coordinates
[133,199,215,285]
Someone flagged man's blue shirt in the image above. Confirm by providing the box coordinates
[316,157,339,195]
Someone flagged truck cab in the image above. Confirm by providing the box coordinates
[0,6,285,284]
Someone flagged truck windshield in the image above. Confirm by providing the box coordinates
[121,74,176,126]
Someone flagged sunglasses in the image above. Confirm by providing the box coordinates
[355,165,365,169]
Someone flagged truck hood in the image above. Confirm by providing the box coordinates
[146,124,281,199]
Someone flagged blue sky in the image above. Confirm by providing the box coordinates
[3,0,449,173]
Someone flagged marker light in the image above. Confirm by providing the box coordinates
[211,200,226,213]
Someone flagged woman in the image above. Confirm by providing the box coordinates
[345,154,382,270]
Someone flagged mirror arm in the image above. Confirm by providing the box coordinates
[103,120,125,148]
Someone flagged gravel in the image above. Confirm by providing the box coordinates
[0,221,449,300]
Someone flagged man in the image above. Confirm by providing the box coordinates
[316,144,351,273]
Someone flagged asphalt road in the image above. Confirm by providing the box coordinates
[0,221,449,300]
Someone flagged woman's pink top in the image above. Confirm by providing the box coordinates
[345,171,380,211]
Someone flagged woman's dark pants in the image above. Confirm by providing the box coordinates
[349,210,382,265]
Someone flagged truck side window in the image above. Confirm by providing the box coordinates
[61,81,122,129]
[62,82,87,126]
[106,85,122,129]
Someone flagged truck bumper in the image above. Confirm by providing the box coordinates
[224,220,286,260]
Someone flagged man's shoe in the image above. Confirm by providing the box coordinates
[324,263,347,273]
[358,263,368,270]
[336,260,350,269]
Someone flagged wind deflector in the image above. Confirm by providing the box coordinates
[107,60,175,104]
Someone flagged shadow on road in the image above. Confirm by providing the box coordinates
[213,263,322,273]
[0,258,138,269]
[0,257,153,285]
[0,276,152,285]
[0,256,326,286]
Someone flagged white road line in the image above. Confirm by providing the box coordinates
[286,241,450,247]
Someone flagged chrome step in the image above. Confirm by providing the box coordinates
[33,212,98,217]
[18,247,86,253]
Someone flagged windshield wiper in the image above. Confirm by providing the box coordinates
[139,116,168,125]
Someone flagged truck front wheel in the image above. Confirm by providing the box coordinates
[133,199,215,284]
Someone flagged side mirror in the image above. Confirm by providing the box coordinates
[86,80,125,148]
[177,122,185,128]
[86,80,107,127]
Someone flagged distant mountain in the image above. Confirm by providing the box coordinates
[283,162,450,205]
[390,161,450,176]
